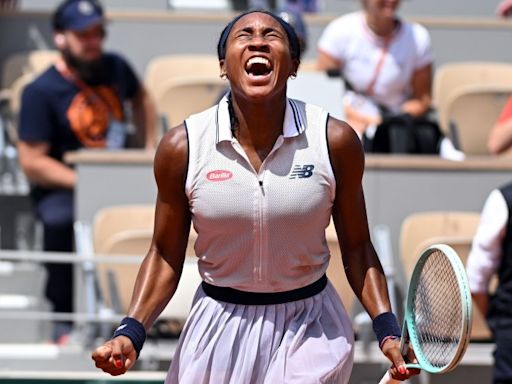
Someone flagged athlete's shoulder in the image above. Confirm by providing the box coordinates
[327,116,362,150]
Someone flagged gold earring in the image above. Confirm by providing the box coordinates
[220,73,227,79]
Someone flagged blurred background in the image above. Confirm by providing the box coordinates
[1,1,511,383]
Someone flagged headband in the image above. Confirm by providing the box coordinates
[217,10,301,61]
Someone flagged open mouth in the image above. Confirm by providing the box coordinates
[245,56,272,77]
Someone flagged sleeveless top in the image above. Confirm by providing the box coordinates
[184,95,336,292]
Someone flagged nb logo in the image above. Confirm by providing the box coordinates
[289,164,315,179]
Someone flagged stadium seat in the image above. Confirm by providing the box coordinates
[1,72,35,144]
[399,211,492,341]
[433,62,512,135]
[1,50,58,109]
[0,50,58,145]
[91,205,200,320]
[1,50,57,91]
[144,54,220,102]
[157,75,227,128]
[92,204,156,255]
[444,84,512,155]
[325,221,356,317]
[144,54,224,130]
[8,73,34,115]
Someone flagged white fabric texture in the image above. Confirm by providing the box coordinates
[317,11,433,113]
[166,282,354,384]
[467,189,508,293]
[185,96,336,293]
[168,97,355,382]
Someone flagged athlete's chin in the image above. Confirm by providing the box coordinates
[239,83,286,101]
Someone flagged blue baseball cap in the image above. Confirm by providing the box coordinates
[53,0,104,31]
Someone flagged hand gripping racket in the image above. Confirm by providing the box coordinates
[379,244,472,383]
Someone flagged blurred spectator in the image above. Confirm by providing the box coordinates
[17,0,156,342]
[231,0,276,11]
[278,8,308,56]
[282,0,318,13]
[488,97,512,156]
[0,0,18,9]
[316,0,433,147]
[467,182,512,384]
[248,0,273,9]
[232,0,317,12]
[487,1,512,156]
[497,0,512,17]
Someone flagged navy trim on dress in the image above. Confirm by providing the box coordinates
[202,274,328,305]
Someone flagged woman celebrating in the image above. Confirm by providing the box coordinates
[92,10,417,383]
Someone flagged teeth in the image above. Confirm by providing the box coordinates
[246,56,270,69]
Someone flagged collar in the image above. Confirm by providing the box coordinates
[215,93,306,144]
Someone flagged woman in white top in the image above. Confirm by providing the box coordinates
[316,0,433,139]
[92,10,418,383]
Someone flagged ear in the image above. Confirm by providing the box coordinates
[219,59,227,79]
[290,59,300,77]
[54,33,66,49]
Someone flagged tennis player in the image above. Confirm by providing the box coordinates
[92,10,418,383]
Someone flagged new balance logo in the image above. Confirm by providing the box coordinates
[289,164,315,179]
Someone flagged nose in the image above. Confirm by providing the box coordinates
[248,35,270,52]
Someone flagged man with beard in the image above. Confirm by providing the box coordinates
[17,0,156,343]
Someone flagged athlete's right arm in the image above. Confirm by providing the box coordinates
[92,124,191,375]
[17,141,76,188]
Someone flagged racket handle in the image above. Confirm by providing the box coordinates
[378,370,402,384]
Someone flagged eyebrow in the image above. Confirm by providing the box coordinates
[235,25,284,35]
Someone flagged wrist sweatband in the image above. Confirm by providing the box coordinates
[112,317,146,358]
[372,312,401,349]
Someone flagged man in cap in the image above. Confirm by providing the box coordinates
[17,0,156,342]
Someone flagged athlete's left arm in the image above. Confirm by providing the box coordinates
[327,117,391,317]
[132,85,158,149]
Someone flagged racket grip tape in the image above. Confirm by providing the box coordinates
[372,312,401,349]
[112,317,147,358]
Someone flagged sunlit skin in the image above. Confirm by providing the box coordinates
[91,11,418,382]
[220,13,300,165]
[220,13,299,105]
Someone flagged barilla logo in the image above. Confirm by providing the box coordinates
[206,170,233,182]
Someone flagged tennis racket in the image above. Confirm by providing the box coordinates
[379,244,472,383]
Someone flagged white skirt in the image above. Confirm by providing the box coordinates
[165,281,354,384]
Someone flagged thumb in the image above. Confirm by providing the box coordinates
[391,352,407,375]
[111,339,126,368]
[121,343,137,370]
[386,345,407,375]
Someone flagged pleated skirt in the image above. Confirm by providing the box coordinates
[165,281,354,384]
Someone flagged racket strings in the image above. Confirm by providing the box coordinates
[412,250,463,368]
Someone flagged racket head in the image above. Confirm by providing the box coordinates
[404,244,472,374]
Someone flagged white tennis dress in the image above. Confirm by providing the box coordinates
[165,95,355,383]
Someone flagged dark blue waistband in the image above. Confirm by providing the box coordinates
[201,274,328,305]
